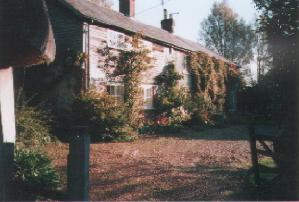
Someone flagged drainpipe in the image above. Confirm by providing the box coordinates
[82,22,90,91]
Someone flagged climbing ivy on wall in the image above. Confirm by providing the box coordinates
[187,52,239,120]
[99,34,153,130]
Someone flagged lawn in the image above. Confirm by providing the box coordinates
[44,125,289,201]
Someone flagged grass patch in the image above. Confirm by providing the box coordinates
[112,135,137,142]
[259,157,278,181]
[259,157,276,168]
[248,157,279,185]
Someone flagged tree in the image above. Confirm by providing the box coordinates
[199,1,255,65]
[255,25,272,83]
[253,0,298,115]
[253,0,298,197]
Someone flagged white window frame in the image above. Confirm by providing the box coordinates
[107,84,124,102]
[143,85,157,110]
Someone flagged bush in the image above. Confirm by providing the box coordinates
[168,106,191,126]
[154,64,192,127]
[13,149,60,200]
[155,86,191,112]
[73,89,136,140]
[16,105,54,149]
[154,87,192,127]
[187,95,212,127]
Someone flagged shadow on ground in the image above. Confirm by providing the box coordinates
[90,159,296,201]
[44,125,295,201]
[89,156,291,201]
[155,125,250,141]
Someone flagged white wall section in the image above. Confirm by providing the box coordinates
[0,67,16,143]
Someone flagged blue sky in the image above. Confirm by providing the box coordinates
[112,0,257,42]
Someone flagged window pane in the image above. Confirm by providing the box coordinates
[117,86,124,96]
[110,86,115,95]
[146,88,152,97]
[143,86,155,109]
[106,85,111,94]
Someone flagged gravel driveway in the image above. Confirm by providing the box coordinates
[46,125,256,200]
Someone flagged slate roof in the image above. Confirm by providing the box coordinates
[58,0,235,65]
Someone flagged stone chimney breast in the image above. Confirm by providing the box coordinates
[119,0,135,17]
[161,9,175,33]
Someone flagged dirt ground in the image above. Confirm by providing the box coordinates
[46,125,261,201]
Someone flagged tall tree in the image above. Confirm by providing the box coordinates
[199,2,255,65]
[253,0,298,197]
[254,0,298,114]
[255,26,272,83]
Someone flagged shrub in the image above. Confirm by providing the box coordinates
[154,64,184,112]
[13,149,60,200]
[16,105,54,149]
[154,86,188,113]
[154,64,192,127]
[187,95,213,127]
[73,89,136,140]
[168,106,191,126]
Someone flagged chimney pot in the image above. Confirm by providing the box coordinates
[119,0,135,17]
[163,9,168,19]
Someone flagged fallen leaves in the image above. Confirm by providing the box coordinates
[45,125,252,201]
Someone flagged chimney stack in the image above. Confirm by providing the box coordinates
[161,9,175,33]
[119,0,135,17]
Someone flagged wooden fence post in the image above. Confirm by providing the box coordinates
[67,126,90,201]
[249,125,260,185]
[0,143,14,201]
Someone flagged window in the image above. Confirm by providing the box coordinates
[107,84,157,109]
[143,85,156,110]
[107,85,124,102]
[107,30,128,50]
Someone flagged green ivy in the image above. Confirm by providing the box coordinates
[154,63,192,126]
[187,52,239,124]
[99,34,153,131]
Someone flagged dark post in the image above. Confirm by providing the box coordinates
[67,126,90,201]
[0,143,14,201]
[249,125,260,185]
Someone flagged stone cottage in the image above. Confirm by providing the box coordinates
[44,0,239,112]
